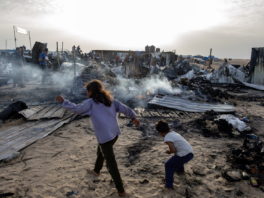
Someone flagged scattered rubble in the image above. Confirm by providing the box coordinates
[227,134,264,187]
[190,111,252,137]
[216,114,251,132]
[209,64,246,84]
[1,44,264,197]
[223,170,242,182]
[164,59,193,79]
[0,192,14,198]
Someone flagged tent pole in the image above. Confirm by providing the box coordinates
[13,26,17,48]
[28,31,32,50]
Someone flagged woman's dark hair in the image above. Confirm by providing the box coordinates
[156,120,170,133]
[86,80,112,107]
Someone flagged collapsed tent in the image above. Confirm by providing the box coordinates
[208,64,246,84]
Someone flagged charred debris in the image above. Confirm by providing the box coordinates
[1,43,264,188]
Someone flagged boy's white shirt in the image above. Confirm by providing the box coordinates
[164,131,193,157]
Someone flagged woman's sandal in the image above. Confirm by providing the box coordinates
[87,169,100,177]
[118,191,127,197]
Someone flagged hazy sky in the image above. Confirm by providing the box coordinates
[0,0,264,58]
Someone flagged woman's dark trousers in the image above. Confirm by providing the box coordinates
[94,136,124,193]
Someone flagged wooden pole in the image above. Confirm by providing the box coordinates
[28,31,32,50]
[73,48,76,78]
[13,26,17,48]
[62,42,63,52]
[209,48,212,68]
[56,42,60,69]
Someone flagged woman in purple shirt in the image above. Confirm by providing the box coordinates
[56,80,139,197]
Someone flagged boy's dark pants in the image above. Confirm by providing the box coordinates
[165,153,193,188]
[94,136,124,193]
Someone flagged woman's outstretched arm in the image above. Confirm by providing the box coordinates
[56,96,92,116]
[114,100,140,126]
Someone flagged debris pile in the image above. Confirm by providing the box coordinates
[216,114,251,132]
[192,111,251,137]
[209,63,246,84]
[1,44,264,197]
[179,76,232,102]
[164,59,193,79]
[226,134,264,187]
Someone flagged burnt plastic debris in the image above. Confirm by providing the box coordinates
[215,119,233,134]
[66,191,78,197]
[0,192,14,198]
[139,179,149,184]
[171,119,182,130]
[227,134,264,187]
[241,171,250,180]
[0,101,27,121]
[192,110,251,138]
[179,76,232,103]
[192,110,221,137]
[241,117,250,123]
[222,170,242,182]
[243,134,263,151]
[250,177,259,187]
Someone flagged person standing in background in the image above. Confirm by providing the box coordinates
[39,48,50,84]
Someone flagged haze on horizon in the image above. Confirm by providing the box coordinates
[0,0,264,59]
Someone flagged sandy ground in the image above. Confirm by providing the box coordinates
[0,98,264,198]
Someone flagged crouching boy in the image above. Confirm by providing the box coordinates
[156,120,194,189]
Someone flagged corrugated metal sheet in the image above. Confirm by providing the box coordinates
[19,105,66,120]
[148,95,235,113]
[0,112,75,161]
[250,48,264,85]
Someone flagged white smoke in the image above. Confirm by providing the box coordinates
[143,75,181,95]
[51,62,85,87]
[7,61,85,88]
[112,74,182,106]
